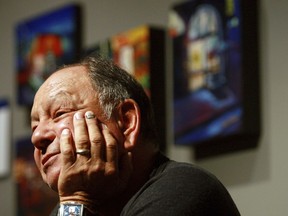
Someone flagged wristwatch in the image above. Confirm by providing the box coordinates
[59,202,84,216]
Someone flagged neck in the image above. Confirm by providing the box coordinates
[98,148,159,215]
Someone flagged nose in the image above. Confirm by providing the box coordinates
[31,121,56,153]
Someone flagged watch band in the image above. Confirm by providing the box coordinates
[59,202,84,216]
[58,202,99,216]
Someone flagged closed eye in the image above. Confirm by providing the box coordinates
[54,111,67,118]
[31,124,38,133]
[53,108,75,120]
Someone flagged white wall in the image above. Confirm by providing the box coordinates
[1,0,288,215]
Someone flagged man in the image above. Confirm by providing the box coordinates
[31,55,240,215]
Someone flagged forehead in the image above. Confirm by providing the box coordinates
[44,65,88,88]
[38,65,92,94]
[32,66,96,112]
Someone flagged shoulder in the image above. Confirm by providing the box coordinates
[122,160,240,216]
[162,161,222,184]
[160,160,215,179]
[151,160,228,197]
[150,152,218,182]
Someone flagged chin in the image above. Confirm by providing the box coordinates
[42,167,60,192]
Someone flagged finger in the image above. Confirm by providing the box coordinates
[102,126,118,163]
[85,111,104,160]
[102,126,119,177]
[60,128,75,168]
[74,112,90,151]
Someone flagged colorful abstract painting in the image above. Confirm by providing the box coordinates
[16,4,81,105]
[170,0,244,145]
[14,137,58,216]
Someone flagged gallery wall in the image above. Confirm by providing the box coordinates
[1,0,288,215]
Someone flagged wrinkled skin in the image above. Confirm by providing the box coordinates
[31,66,133,211]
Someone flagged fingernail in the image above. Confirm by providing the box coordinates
[62,128,70,135]
[101,123,107,130]
[74,112,83,120]
[85,111,95,119]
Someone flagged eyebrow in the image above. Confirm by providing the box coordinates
[49,91,77,109]
[51,90,73,101]
[31,90,76,122]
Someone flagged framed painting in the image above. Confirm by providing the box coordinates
[83,25,167,151]
[16,4,82,106]
[14,137,58,215]
[169,0,260,158]
[0,99,10,178]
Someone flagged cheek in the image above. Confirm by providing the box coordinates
[56,119,73,137]
[107,122,125,150]
[34,148,42,169]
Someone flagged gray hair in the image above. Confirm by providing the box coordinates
[80,55,159,145]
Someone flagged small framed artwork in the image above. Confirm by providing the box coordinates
[0,99,10,178]
[84,25,167,151]
[14,137,58,215]
[169,0,260,159]
[16,4,82,106]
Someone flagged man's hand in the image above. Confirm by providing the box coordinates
[57,111,133,210]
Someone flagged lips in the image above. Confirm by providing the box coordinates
[41,152,60,170]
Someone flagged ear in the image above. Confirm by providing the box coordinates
[117,99,141,151]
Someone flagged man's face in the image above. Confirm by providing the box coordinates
[30,66,123,191]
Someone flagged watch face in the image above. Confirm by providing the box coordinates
[63,203,83,216]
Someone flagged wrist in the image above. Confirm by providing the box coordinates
[60,194,101,215]
[59,201,100,216]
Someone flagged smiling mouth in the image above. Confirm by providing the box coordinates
[42,152,59,170]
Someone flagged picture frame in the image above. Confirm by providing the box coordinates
[169,0,260,159]
[83,25,167,151]
[14,137,58,215]
[16,4,82,106]
[0,99,10,178]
